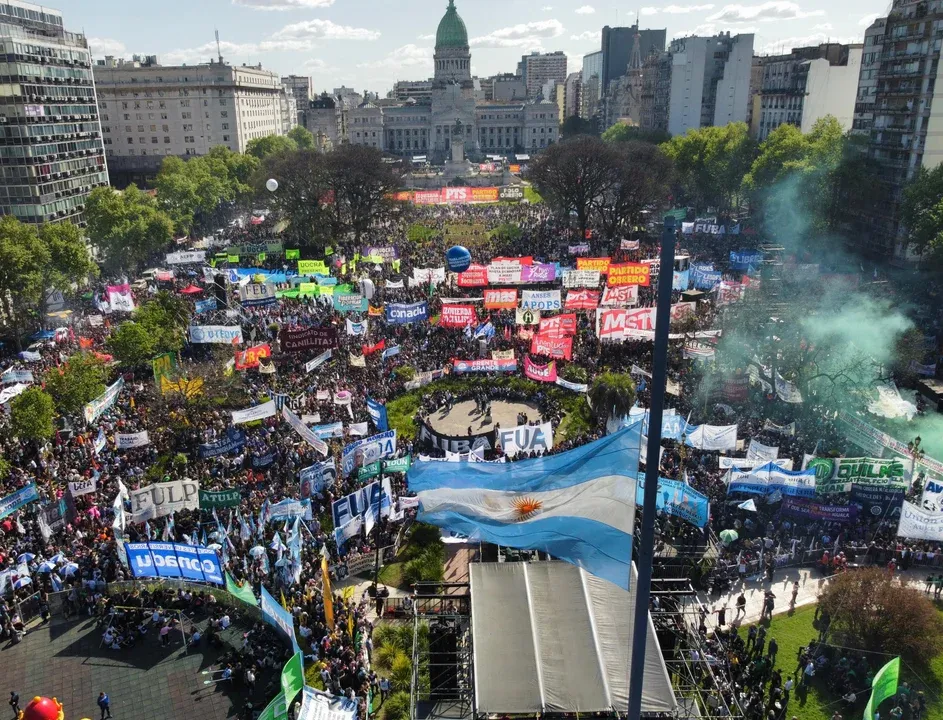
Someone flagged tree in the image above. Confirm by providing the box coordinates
[661,122,754,214]
[37,221,98,318]
[134,292,189,354]
[901,163,943,263]
[602,121,670,145]
[529,136,618,240]
[0,216,50,347]
[892,327,929,385]
[588,372,637,420]
[10,388,56,443]
[43,352,108,417]
[322,144,403,245]
[593,141,673,241]
[246,134,298,159]
[287,125,316,149]
[561,115,597,138]
[254,149,331,248]
[108,321,157,367]
[85,185,174,273]
[818,568,943,662]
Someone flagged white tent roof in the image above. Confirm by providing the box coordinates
[470,561,676,715]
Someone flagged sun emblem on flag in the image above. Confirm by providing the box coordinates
[512,496,543,521]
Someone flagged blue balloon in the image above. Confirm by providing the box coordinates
[446,245,472,273]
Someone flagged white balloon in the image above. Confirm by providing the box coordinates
[359,278,376,300]
[265,178,278,193]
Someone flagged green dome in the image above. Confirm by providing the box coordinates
[435,0,469,49]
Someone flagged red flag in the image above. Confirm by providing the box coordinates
[504,325,511,340]
[363,339,386,355]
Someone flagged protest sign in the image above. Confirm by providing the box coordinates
[232,400,277,424]
[484,289,518,309]
[520,290,562,311]
[530,334,573,360]
[0,484,40,520]
[439,305,476,328]
[199,488,242,508]
[524,357,557,382]
[386,302,428,324]
[341,430,397,476]
[280,327,338,352]
[129,480,200,523]
[127,542,223,585]
[116,431,150,450]
[84,377,124,424]
[565,290,600,310]
[563,270,600,288]
[189,326,243,345]
[600,286,639,306]
[498,422,554,457]
[419,420,496,453]
[607,263,651,287]
[69,477,97,497]
[452,358,517,373]
[537,314,577,337]
[576,257,611,274]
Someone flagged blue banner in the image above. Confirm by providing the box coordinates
[636,473,710,529]
[198,428,246,459]
[252,451,276,469]
[691,264,723,290]
[0,484,40,520]
[730,250,763,271]
[385,302,428,325]
[727,463,817,499]
[366,397,389,431]
[268,498,313,523]
[194,298,217,314]
[382,345,401,360]
[312,422,344,439]
[331,480,393,530]
[333,293,368,313]
[260,584,300,653]
[126,542,223,584]
[672,269,690,291]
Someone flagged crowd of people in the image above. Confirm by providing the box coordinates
[0,200,940,720]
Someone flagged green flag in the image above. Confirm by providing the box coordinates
[359,462,381,481]
[200,488,242,508]
[228,254,240,263]
[225,571,258,607]
[382,455,411,473]
[286,249,300,260]
[257,692,288,720]
[864,657,900,720]
[281,652,305,705]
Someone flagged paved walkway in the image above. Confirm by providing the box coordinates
[425,399,540,435]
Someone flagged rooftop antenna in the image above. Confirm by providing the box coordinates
[215,29,223,64]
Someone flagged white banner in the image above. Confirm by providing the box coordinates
[69,477,97,497]
[746,439,779,462]
[346,319,367,336]
[520,290,562,311]
[166,250,206,265]
[348,422,369,436]
[129,479,200,523]
[1,370,34,384]
[282,406,329,455]
[515,308,541,326]
[239,283,277,305]
[413,267,446,286]
[685,424,738,451]
[189,325,244,345]
[84,377,125,425]
[497,422,554,457]
[563,269,600,288]
[305,350,332,373]
[719,456,793,470]
[601,285,639,306]
[487,262,522,284]
[898,500,943,541]
[921,479,943,514]
[109,291,135,312]
[298,685,358,720]
[232,400,277,424]
[116,431,150,450]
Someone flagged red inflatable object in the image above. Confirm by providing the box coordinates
[19,696,64,720]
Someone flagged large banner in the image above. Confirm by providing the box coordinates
[726,464,817,498]
[576,257,611,274]
[300,460,337,498]
[280,326,338,353]
[418,420,496,453]
[524,357,557,383]
[530,334,573,360]
[166,250,206,265]
[126,542,223,585]
[84,377,124,424]
[261,585,300,654]
[1,369,34,384]
[282,406,329,455]
[746,439,779,462]
[341,430,397,477]
[607,263,651,287]
[487,262,522,285]
[199,428,246,459]
[457,265,489,287]
[897,500,943,541]
[199,488,242,508]
[116,431,150,450]
[129,480,200,523]
[232,400,277,424]
[719,456,793,470]
[386,302,428,324]
[806,456,908,494]
[235,343,272,371]
[782,497,857,523]
[297,686,358,720]
[439,305,476,328]
[333,293,368,313]
[267,498,313,523]
[498,422,554,457]
[635,473,710,528]
[563,270,600,288]
[69,476,97,497]
[537,314,577,337]
[565,290,600,310]
[837,411,943,481]
[331,479,394,531]
[0,484,40,520]
[189,325,243,345]
[600,286,639,306]
[452,358,517,374]
[685,424,738,451]
[484,289,518,310]
[521,263,556,283]
[240,283,277,307]
[851,485,905,519]
[521,290,562,311]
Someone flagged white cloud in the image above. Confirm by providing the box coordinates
[570,30,600,43]
[858,12,881,26]
[707,2,824,23]
[754,32,856,53]
[356,44,433,77]
[232,0,335,9]
[471,19,565,49]
[575,5,596,14]
[417,33,435,41]
[272,18,381,41]
[641,4,715,14]
[542,5,554,9]
[811,22,833,30]
[88,37,127,57]
[302,57,338,73]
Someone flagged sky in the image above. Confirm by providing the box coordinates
[61,0,892,96]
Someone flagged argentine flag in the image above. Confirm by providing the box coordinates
[408,422,642,589]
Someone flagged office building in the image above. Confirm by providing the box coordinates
[281,74,311,125]
[581,50,603,121]
[601,24,666,92]
[754,44,862,141]
[564,71,582,119]
[392,80,433,103]
[0,0,108,225]
[518,51,567,99]
[666,32,754,137]
[95,55,287,186]
[852,18,886,136]
[490,73,527,101]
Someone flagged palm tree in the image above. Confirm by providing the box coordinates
[588,372,637,421]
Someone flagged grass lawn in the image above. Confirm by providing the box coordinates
[377,560,404,588]
[739,605,943,720]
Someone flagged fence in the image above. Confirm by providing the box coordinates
[105,578,263,622]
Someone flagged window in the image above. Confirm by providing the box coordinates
[162,124,169,131]
[159,101,166,109]
[180,99,190,107]
[102,114,109,121]
[150,125,157,132]
[121,102,128,109]
[134,102,140,109]
[137,125,145,132]
[151,137,158,144]
[125,125,132,132]
[183,124,193,131]
[127,137,133,144]
[161,113,168,120]
[223,134,230,141]
[219,99,226,106]
[123,113,130,121]
[164,137,170,143]
[185,135,195,143]
[222,123,229,130]
[221,111,228,118]
[182,112,192,119]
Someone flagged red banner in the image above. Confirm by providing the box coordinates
[600,285,639,306]
[414,190,441,205]
[607,263,651,287]
[457,264,488,287]
[524,356,558,383]
[531,334,572,360]
[235,343,271,370]
[576,257,611,274]
[493,256,534,265]
[484,289,518,310]
[363,339,386,355]
[439,305,477,328]
[470,187,499,202]
[564,290,600,310]
[538,314,577,337]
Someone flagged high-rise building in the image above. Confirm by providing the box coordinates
[640,51,671,133]
[490,74,527,101]
[94,55,287,186]
[564,71,582,119]
[746,56,767,134]
[666,32,754,137]
[753,44,862,141]
[852,18,886,136]
[305,92,344,149]
[605,26,645,129]
[392,80,433,103]
[278,84,297,136]
[581,51,603,121]
[518,51,567,99]
[600,24,667,92]
[0,0,108,226]
[281,74,311,125]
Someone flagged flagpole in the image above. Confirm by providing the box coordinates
[627,215,676,720]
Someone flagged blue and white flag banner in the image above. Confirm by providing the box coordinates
[312,422,344,439]
[555,377,588,393]
[726,463,817,499]
[84,377,124,425]
[636,473,710,529]
[366,397,389,431]
[0,484,40,520]
[300,460,337,498]
[267,498,313,523]
[408,423,643,589]
[341,430,397,476]
[331,480,394,536]
[260,585,301,653]
[386,302,428,325]
[189,325,244,345]
[199,428,246,458]
[194,298,217,314]
[126,541,223,585]
[1,370,34,384]
[305,350,333,373]
[282,406,329,456]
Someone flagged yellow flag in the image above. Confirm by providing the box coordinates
[321,555,334,631]
[130,396,136,410]
[347,611,354,638]
[280,590,289,611]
